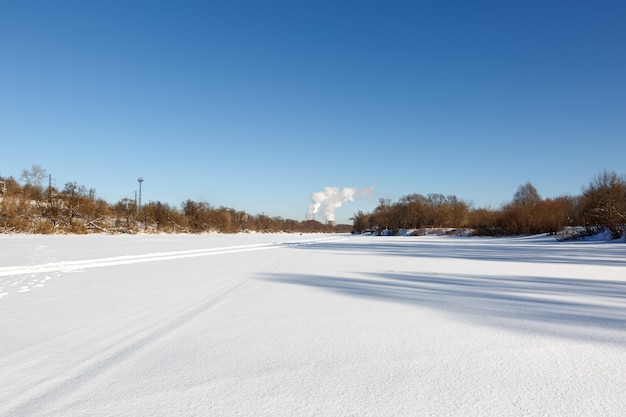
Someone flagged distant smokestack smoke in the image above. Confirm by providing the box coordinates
[306,186,373,223]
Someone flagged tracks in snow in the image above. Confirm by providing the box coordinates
[0,235,350,299]
[1,235,349,416]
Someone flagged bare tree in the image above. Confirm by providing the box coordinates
[581,171,626,237]
[512,182,541,208]
[20,165,47,189]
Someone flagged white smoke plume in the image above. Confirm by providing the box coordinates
[306,186,374,223]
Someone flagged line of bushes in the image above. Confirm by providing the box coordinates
[0,168,350,234]
[2,167,624,237]
[351,171,626,239]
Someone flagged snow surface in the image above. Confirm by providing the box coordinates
[1,233,625,417]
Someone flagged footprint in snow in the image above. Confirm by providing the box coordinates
[36,276,53,287]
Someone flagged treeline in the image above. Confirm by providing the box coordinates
[352,171,626,239]
[2,166,625,237]
[0,166,350,234]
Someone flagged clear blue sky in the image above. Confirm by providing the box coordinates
[2,0,625,224]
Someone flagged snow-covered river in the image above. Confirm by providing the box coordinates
[1,233,625,416]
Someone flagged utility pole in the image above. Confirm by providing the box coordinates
[48,174,55,202]
[137,177,143,209]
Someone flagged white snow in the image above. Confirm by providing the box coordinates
[1,233,625,416]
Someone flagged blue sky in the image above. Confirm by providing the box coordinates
[2,0,625,224]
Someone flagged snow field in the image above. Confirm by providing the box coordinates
[0,233,625,416]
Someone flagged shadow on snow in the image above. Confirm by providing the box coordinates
[265,270,626,346]
[292,236,626,267]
